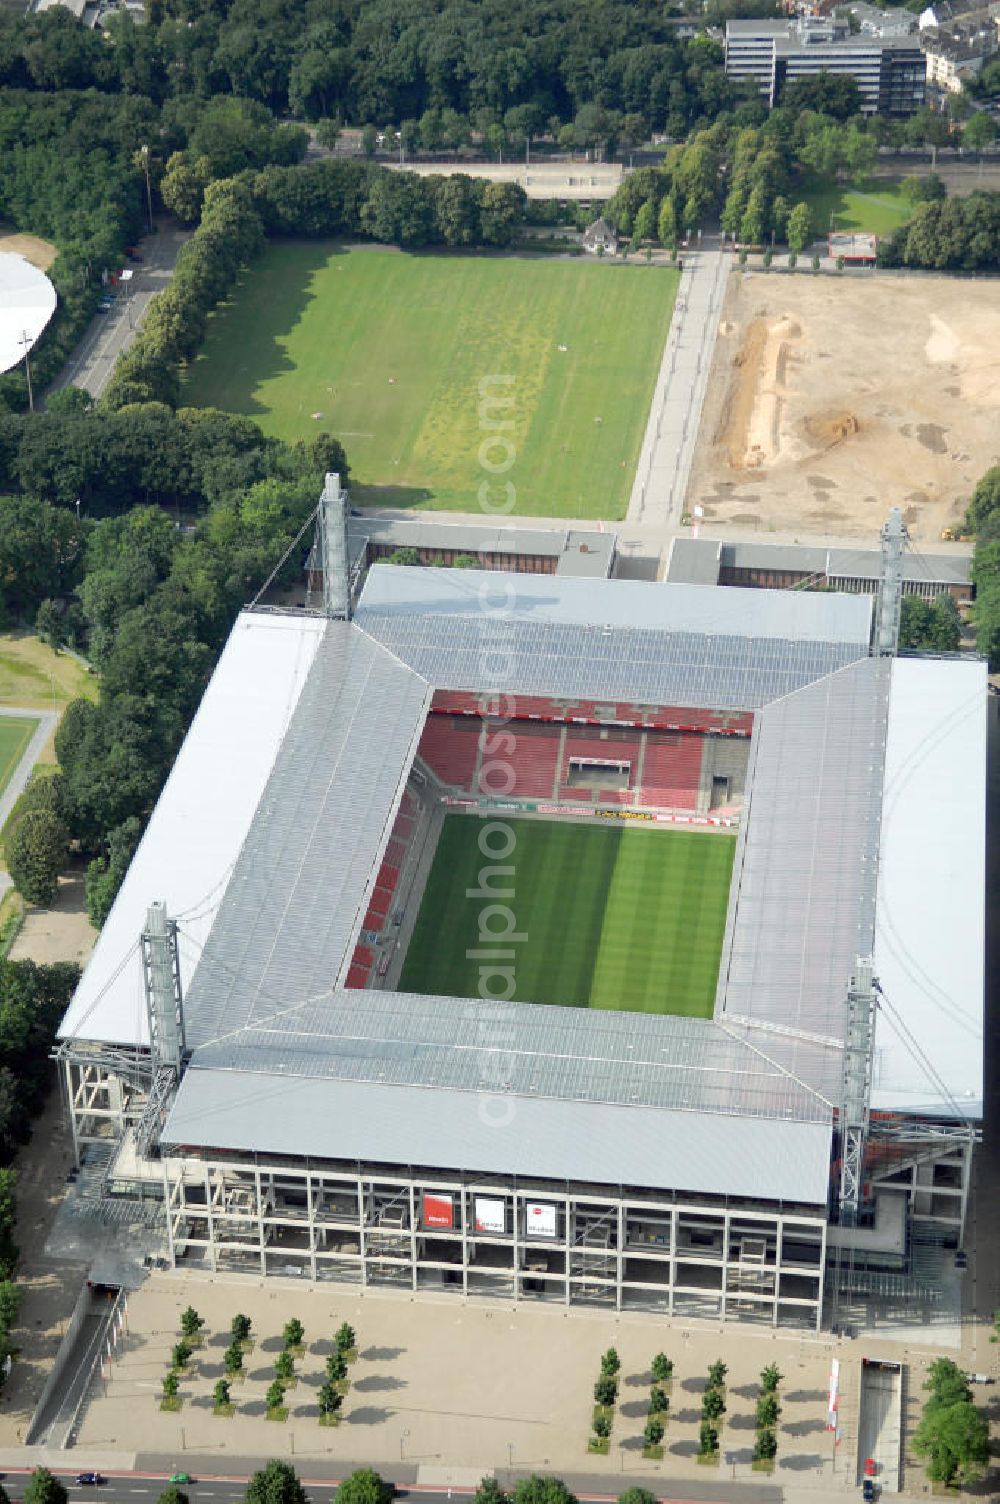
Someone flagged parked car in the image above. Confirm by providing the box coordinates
[862,1480,876,1502]
[955,1250,968,1269]
[76,1474,105,1486]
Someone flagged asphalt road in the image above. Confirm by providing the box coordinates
[0,1466,779,1504]
[47,221,191,402]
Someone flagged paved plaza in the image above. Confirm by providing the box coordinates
[63,1271,974,1492]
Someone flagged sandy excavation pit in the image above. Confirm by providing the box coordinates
[689,272,1000,542]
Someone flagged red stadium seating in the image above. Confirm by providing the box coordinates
[417,716,481,787]
[637,732,704,810]
[502,729,561,798]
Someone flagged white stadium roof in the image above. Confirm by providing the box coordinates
[59,573,986,1203]
[872,657,986,1117]
[0,254,56,376]
[58,612,325,1046]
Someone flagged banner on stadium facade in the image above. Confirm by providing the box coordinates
[537,804,592,816]
[595,809,654,821]
[826,1358,840,1431]
[422,1192,454,1229]
[524,1201,557,1238]
[474,1197,505,1234]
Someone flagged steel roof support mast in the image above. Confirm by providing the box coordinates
[137,901,186,1158]
[320,472,351,620]
[839,955,876,1227]
[875,506,907,657]
[142,901,185,1070]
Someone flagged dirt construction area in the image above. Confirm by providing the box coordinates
[688,271,1000,542]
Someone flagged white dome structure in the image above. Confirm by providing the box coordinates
[0,253,57,376]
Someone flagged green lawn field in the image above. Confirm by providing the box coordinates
[801,175,912,238]
[183,244,678,519]
[399,816,735,1015]
[0,716,38,798]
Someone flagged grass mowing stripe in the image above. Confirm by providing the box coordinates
[402,816,734,1017]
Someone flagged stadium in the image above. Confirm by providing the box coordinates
[57,482,986,1332]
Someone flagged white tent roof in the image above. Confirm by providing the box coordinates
[0,254,56,376]
[872,657,986,1117]
[58,611,324,1047]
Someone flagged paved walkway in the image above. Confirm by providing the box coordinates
[0,704,57,837]
[627,237,730,527]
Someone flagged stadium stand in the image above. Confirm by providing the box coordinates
[504,726,562,798]
[416,709,726,813]
[637,732,704,811]
[348,788,429,988]
[417,715,481,788]
[429,690,753,737]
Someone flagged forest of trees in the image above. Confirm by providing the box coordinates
[880,192,1000,271]
[0,403,345,919]
[0,0,753,141]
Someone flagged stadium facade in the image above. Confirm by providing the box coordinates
[57,487,986,1330]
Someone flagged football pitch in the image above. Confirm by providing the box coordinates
[0,715,38,797]
[183,244,677,519]
[399,816,735,1015]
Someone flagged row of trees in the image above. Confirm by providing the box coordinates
[104,159,525,414]
[753,1363,782,1468]
[162,1309,359,1425]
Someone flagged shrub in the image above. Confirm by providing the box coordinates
[649,1386,668,1414]
[707,1361,728,1388]
[760,1364,782,1392]
[594,1375,617,1406]
[643,1417,664,1447]
[600,1347,621,1377]
[650,1353,674,1383]
[593,1414,611,1439]
[335,1321,356,1353]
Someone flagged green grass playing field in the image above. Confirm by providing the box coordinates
[801,175,912,238]
[0,716,38,798]
[399,816,735,1015]
[183,244,678,519]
